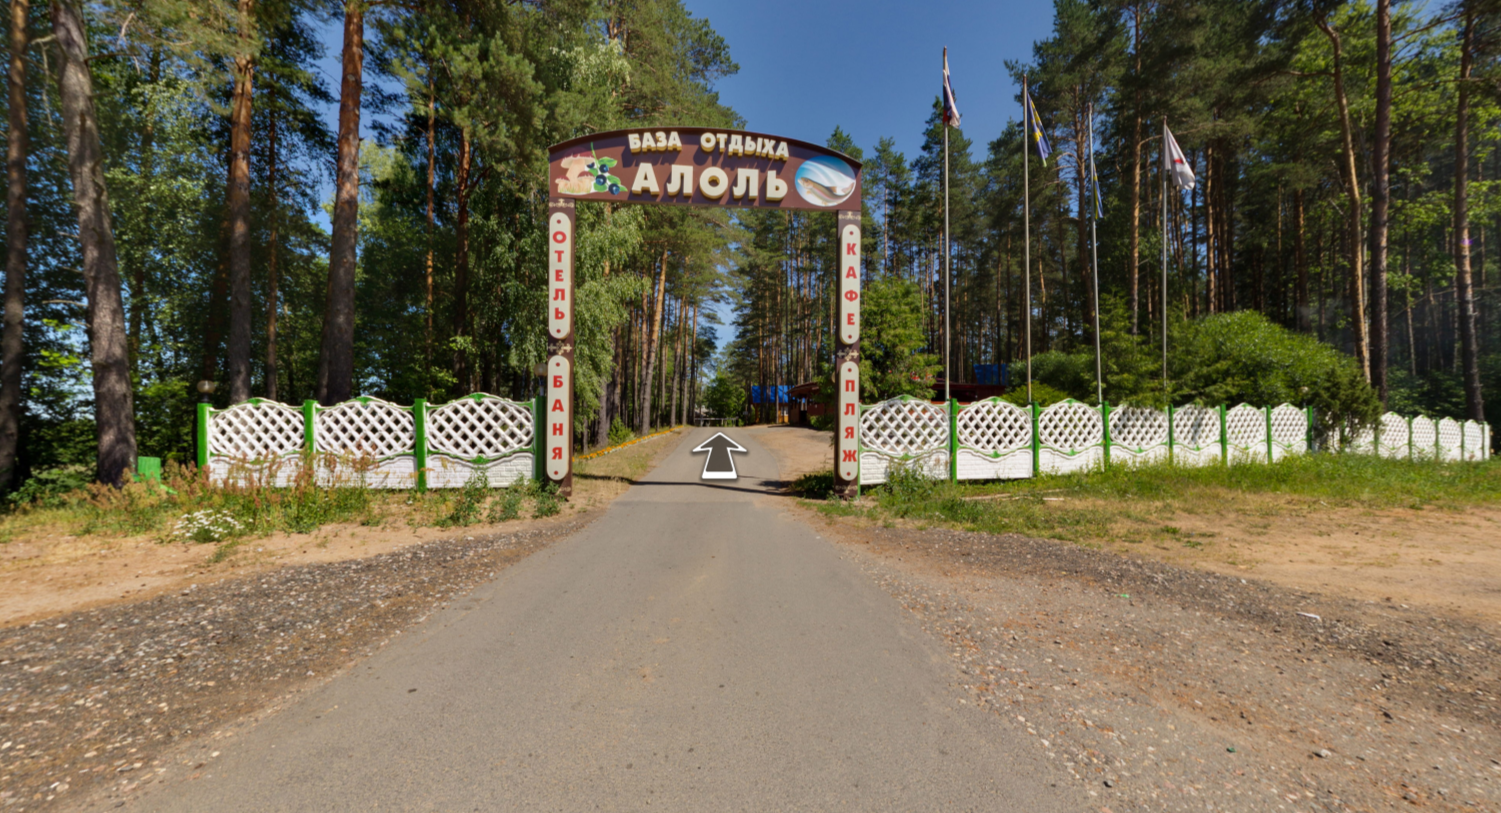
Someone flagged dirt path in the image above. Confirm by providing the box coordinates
[750,432,1501,811]
[804,516,1501,811]
[0,431,686,812]
[0,430,686,628]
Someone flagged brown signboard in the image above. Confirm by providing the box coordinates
[547,127,862,212]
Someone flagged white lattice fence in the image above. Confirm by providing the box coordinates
[205,400,305,487]
[425,395,536,487]
[955,399,1032,480]
[1378,413,1409,460]
[1438,418,1463,462]
[858,397,950,485]
[1171,405,1222,467]
[202,393,538,489]
[1109,406,1168,466]
[312,398,416,488]
[1224,404,1268,462]
[1463,421,1487,461]
[1409,417,1437,460]
[1037,400,1104,474]
[1268,404,1308,461]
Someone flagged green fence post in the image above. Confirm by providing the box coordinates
[1306,405,1315,454]
[302,400,317,452]
[413,399,428,491]
[1374,414,1381,458]
[1219,404,1228,465]
[1166,404,1175,465]
[1266,405,1274,462]
[948,399,958,484]
[1101,401,1112,467]
[1406,415,1414,461]
[196,402,210,469]
[1030,401,1041,477]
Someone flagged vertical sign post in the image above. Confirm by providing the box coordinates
[835,210,861,498]
[546,198,575,497]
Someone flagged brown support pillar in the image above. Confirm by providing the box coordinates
[546,198,575,497]
[835,210,862,499]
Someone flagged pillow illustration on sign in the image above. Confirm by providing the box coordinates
[794,155,856,207]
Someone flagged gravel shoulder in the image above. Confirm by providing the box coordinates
[803,509,1501,812]
[0,516,597,811]
[0,428,691,812]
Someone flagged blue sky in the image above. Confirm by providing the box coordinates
[310,1,1060,350]
[679,0,1056,163]
[311,0,1058,186]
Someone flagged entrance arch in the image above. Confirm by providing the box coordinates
[545,128,863,498]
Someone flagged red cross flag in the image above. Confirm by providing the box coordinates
[1164,123,1196,191]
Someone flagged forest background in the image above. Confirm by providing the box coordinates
[0,0,1496,493]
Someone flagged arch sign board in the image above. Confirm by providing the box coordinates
[544,128,863,498]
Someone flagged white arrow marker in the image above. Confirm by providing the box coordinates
[691,432,748,480]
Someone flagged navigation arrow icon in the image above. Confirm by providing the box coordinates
[691,432,748,480]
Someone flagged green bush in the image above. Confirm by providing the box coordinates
[532,481,561,518]
[1021,302,1380,429]
[790,470,836,499]
[487,483,526,522]
[7,465,91,510]
[704,373,746,424]
[877,461,944,515]
[1001,382,1072,408]
[607,417,635,447]
[858,276,940,402]
[439,469,489,527]
[1171,311,1379,428]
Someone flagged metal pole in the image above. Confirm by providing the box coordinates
[1023,76,1033,405]
[1089,103,1103,407]
[1161,119,1169,400]
[944,79,952,405]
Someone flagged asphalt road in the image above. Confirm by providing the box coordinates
[126,428,1084,812]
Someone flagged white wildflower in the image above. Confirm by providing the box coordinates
[174,510,243,544]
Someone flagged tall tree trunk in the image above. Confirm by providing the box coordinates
[687,302,698,424]
[1205,144,1217,313]
[52,0,136,485]
[225,0,256,404]
[598,329,617,447]
[1129,1,1143,334]
[1318,17,1369,380]
[1369,0,1392,403]
[0,0,27,493]
[1294,187,1308,332]
[316,0,363,405]
[1454,7,1486,423]
[673,298,684,426]
[639,251,668,434]
[129,52,158,370]
[453,128,472,391]
[424,75,435,390]
[265,107,280,401]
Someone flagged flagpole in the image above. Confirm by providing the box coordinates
[1023,75,1033,405]
[1089,103,1102,408]
[1161,119,1169,400]
[943,49,952,405]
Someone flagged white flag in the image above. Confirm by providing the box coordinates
[1163,124,1195,191]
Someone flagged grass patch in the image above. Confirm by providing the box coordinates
[0,454,571,549]
[803,454,1501,544]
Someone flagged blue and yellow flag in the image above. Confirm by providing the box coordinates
[1088,119,1103,218]
[1023,88,1051,164]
